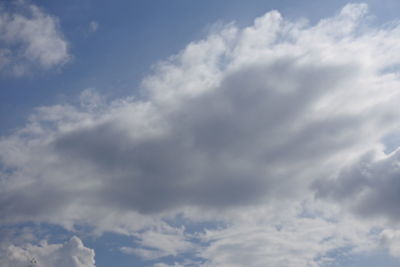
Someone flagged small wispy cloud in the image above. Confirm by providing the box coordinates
[89,20,99,33]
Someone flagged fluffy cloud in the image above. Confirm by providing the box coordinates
[0,235,95,267]
[2,2,400,266]
[0,1,69,75]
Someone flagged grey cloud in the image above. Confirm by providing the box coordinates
[314,149,400,222]
[45,60,364,215]
[0,186,68,223]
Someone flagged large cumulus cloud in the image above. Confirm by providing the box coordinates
[2,3,400,266]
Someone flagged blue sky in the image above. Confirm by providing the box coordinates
[3,1,400,266]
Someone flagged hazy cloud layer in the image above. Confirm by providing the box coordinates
[2,3,400,266]
[0,1,69,75]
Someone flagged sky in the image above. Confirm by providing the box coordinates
[3,0,400,266]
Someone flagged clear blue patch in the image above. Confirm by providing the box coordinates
[84,232,144,267]
[381,132,400,154]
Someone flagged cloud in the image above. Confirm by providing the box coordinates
[2,2,400,219]
[380,229,400,258]
[0,235,95,267]
[2,2,400,266]
[117,204,380,267]
[89,21,98,33]
[0,1,70,76]
[120,223,194,260]
[199,217,360,267]
[314,147,400,222]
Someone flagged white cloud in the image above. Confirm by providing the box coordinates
[79,88,105,111]
[2,2,400,266]
[120,223,195,260]
[0,236,95,267]
[380,229,400,258]
[200,218,352,267]
[0,1,70,76]
[89,21,98,33]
